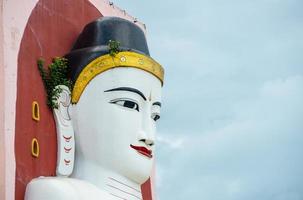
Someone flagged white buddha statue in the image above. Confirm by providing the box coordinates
[24,17,164,200]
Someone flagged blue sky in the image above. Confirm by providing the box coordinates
[113,0,303,199]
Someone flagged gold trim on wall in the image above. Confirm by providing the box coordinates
[32,101,40,121]
[31,138,39,158]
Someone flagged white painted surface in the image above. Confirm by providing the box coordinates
[72,67,161,184]
[25,177,113,200]
[26,67,162,200]
[53,86,75,176]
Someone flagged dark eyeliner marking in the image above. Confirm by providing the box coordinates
[153,115,160,121]
[109,100,139,111]
[123,101,139,111]
[104,87,147,101]
[152,102,161,107]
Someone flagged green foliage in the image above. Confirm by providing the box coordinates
[37,57,72,109]
[108,40,121,56]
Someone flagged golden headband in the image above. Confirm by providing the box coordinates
[72,51,164,103]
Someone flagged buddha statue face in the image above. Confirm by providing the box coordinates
[70,67,162,184]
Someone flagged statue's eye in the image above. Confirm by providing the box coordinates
[151,113,160,121]
[110,99,139,112]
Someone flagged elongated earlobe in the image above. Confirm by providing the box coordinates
[52,85,75,176]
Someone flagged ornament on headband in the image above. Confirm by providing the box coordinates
[71,51,164,103]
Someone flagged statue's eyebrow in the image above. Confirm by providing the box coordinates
[104,87,147,101]
[152,102,161,107]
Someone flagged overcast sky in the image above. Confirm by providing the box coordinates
[113,0,303,199]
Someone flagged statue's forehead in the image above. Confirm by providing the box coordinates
[83,67,162,99]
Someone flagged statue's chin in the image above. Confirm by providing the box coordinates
[115,149,154,184]
[101,155,153,184]
[124,165,152,184]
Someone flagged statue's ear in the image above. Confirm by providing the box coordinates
[53,85,71,122]
[52,85,75,177]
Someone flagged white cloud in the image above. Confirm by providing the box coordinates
[261,75,303,97]
[156,133,186,150]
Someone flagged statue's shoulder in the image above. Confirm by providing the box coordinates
[25,177,112,200]
[25,177,79,200]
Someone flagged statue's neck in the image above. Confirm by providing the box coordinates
[72,156,143,200]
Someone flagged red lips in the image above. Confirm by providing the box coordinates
[130,144,153,158]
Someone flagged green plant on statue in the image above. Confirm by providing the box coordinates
[37,57,73,109]
[108,40,120,56]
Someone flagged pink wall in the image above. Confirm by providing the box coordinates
[0,0,5,199]
[2,1,40,199]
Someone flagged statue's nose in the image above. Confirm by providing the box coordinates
[138,104,156,147]
[138,130,155,147]
[139,138,154,147]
